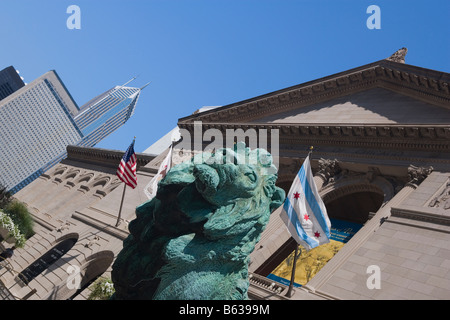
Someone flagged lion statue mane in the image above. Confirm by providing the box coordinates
[111,143,285,300]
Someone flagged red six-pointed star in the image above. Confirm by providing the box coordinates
[314,231,321,238]
[303,214,310,221]
[293,192,300,199]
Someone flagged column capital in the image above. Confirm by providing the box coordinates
[315,158,341,183]
[406,165,433,188]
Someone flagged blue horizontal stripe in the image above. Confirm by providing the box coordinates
[297,162,331,238]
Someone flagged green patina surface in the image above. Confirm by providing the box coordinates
[111,143,285,300]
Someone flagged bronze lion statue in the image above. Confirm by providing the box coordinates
[111,143,285,299]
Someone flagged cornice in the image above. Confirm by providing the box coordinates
[72,211,129,240]
[66,145,155,168]
[177,122,450,153]
[390,207,450,227]
[178,60,450,125]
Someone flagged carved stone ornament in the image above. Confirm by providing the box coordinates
[56,222,71,233]
[429,178,450,210]
[316,158,341,182]
[407,165,433,187]
[386,47,408,63]
[365,167,381,183]
[84,236,100,248]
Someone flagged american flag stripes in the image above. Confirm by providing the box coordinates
[116,139,137,189]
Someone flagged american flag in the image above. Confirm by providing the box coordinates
[116,139,137,189]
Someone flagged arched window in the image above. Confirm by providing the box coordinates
[18,236,78,285]
[76,173,94,184]
[67,251,114,300]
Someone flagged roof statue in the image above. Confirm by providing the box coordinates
[111,142,285,299]
[386,47,408,63]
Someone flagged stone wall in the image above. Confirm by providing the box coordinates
[0,146,156,300]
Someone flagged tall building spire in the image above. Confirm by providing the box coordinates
[140,82,151,90]
[121,76,138,87]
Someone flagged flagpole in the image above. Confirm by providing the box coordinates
[286,245,301,297]
[169,139,175,169]
[115,136,136,227]
[308,145,313,158]
[115,183,127,227]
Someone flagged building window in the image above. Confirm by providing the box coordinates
[18,237,78,285]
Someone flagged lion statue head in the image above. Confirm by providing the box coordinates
[111,143,285,300]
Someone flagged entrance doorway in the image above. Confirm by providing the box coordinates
[325,190,384,224]
[257,184,385,287]
[67,251,114,300]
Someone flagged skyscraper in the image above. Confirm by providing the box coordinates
[0,69,144,194]
[0,66,25,101]
[74,85,141,148]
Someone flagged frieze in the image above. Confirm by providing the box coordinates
[66,145,154,168]
[278,147,450,172]
[178,122,450,153]
[179,122,450,140]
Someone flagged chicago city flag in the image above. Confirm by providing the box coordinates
[144,144,173,199]
[280,155,331,251]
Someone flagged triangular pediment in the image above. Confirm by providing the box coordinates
[178,59,450,126]
[175,56,450,163]
[251,87,450,125]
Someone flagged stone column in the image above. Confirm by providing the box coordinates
[302,165,433,294]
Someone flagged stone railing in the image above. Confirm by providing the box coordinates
[248,272,289,300]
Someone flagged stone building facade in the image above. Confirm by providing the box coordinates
[2,51,450,300]
[0,146,158,299]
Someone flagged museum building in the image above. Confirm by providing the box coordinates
[1,49,450,300]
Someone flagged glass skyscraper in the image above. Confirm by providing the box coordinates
[0,66,25,101]
[74,85,141,147]
[0,69,144,194]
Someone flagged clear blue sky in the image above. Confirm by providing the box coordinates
[1,0,449,153]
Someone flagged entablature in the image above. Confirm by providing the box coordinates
[177,121,450,153]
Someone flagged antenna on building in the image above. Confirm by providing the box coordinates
[121,76,138,87]
[140,82,151,90]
